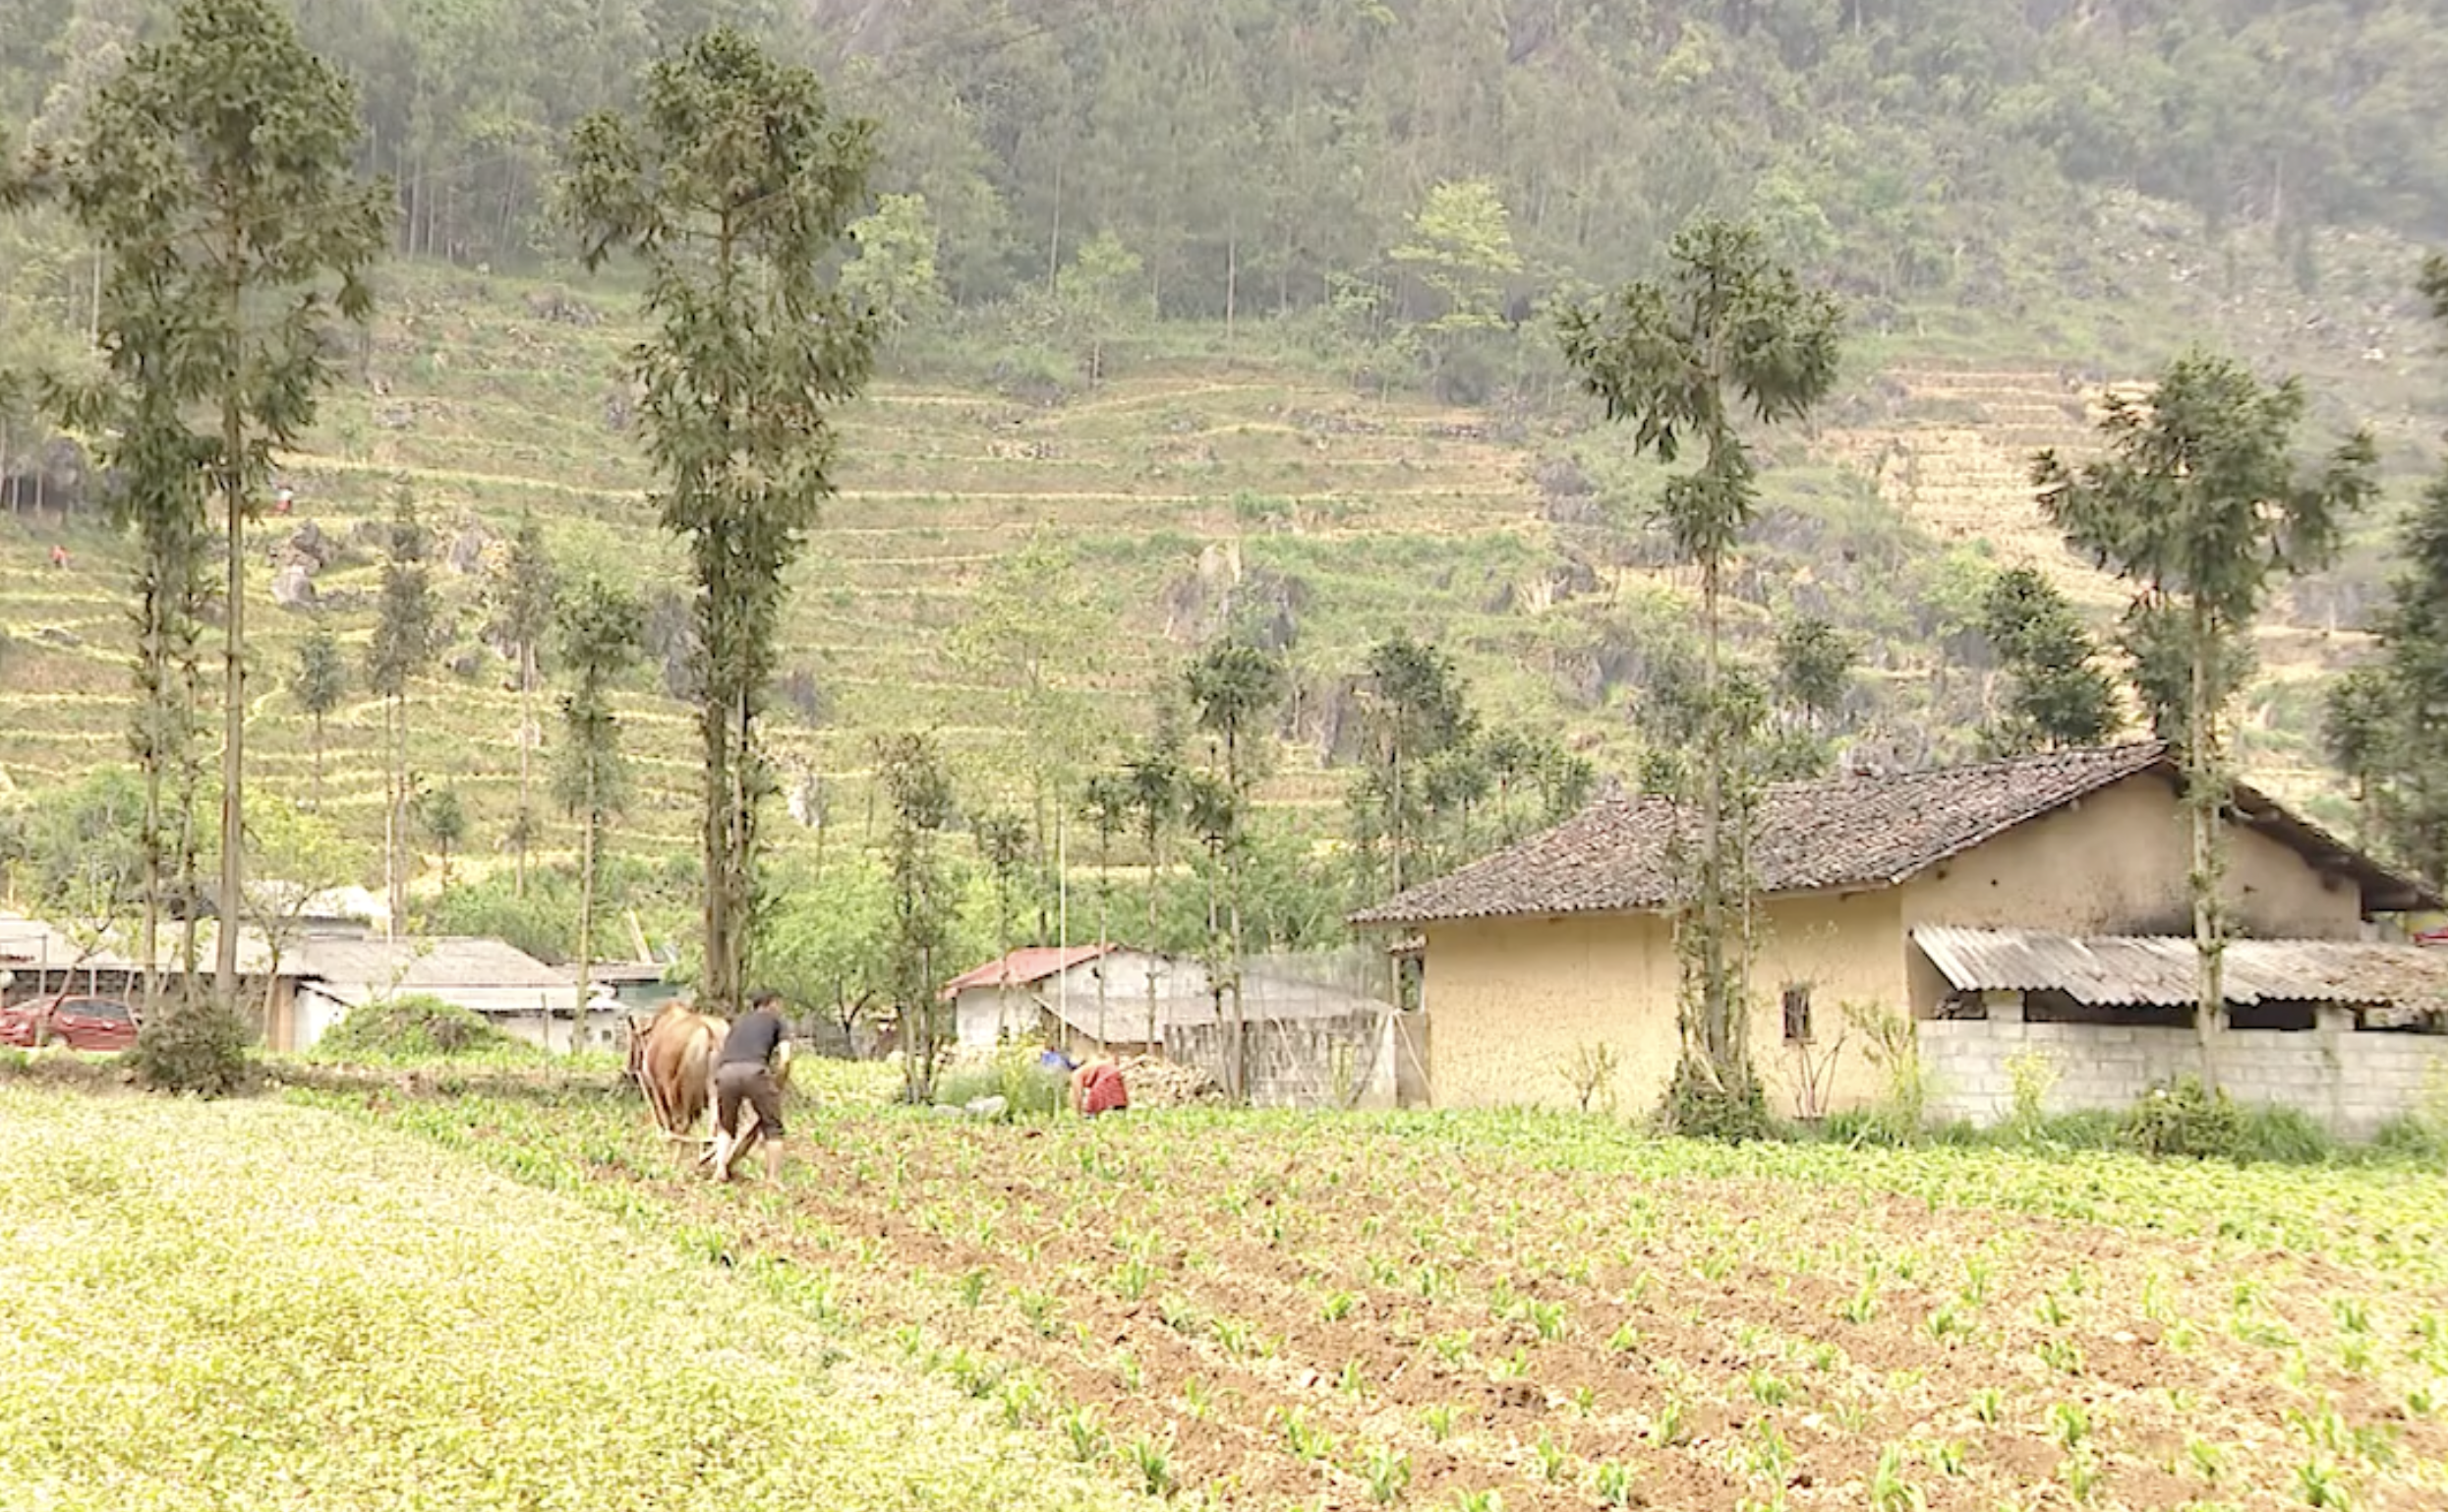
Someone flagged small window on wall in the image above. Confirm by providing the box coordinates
[1781,983,1813,1043]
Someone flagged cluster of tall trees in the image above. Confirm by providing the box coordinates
[1,6,874,1081]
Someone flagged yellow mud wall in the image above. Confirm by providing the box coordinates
[1423,888,1905,1119]
[1422,912,1678,1115]
[1900,774,2361,972]
[1748,890,1911,1119]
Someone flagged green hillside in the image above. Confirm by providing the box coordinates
[5,0,2446,936]
[5,225,2431,886]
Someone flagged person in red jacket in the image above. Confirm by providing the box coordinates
[1069,1056,1129,1118]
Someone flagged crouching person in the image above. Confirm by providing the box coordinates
[1069,1055,1129,1118]
[708,988,792,1183]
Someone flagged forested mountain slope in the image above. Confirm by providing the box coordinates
[6,0,2447,315]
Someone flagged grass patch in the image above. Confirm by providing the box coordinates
[0,1081,1152,1512]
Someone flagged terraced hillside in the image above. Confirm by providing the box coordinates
[0,265,1589,874]
[0,264,2382,882]
[1817,361,2375,807]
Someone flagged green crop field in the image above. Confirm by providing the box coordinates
[5,1064,2444,1511]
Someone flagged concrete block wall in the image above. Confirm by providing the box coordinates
[1922,1004,2447,1138]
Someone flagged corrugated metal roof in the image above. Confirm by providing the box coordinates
[1913,926,2448,1013]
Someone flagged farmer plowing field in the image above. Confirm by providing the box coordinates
[704,989,793,1184]
[626,995,793,1181]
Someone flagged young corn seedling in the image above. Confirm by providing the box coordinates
[998,1372,1047,1427]
[1322,1289,1357,1322]
[1130,1436,1176,1498]
[1969,1387,2003,1426]
[1737,1420,1793,1484]
[2061,1450,2102,1504]
[1424,1403,1456,1442]
[957,1266,989,1308]
[1870,1443,1925,1512]
[2185,1435,2225,1485]
[1064,1407,1110,1463]
[1179,1376,1215,1422]
[1276,1406,1337,1462]
[1649,1397,1690,1448]
[1592,1461,1635,1508]
[1533,1430,1569,1482]
[1364,1444,1413,1505]
[1338,1357,1369,1399]
[2294,1459,2351,1508]
[2049,1402,2092,1452]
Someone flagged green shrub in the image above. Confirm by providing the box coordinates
[2004,1047,2059,1138]
[1824,1106,1918,1147]
[314,994,517,1062]
[933,1042,1068,1121]
[2121,1076,2245,1160]
[1659,1059,1775,1143]
[1834,1001,1929,1144]
[128,994,255,1098]
[2232,1104,2334,1165]
[2369,1115,2446,1164]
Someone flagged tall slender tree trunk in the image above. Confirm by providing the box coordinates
[311,710,324,812]
[216,243,247,1001]
[515,644,532,897]
[1698,560,1725,1069]
[2188,599,2225,1088]
[575,793,597,1057]
[1144,841,1161,1051]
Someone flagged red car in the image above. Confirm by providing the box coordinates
[0,994,142,1052]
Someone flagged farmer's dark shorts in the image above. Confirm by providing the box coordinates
[715,1061,786,1139]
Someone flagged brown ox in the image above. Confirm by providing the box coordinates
[627,1001,728,1140]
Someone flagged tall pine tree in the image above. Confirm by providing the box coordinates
[55,0,386,1005]
[2036,352,2376,1085]
[1557,220,1842,1136]
[565,29,878,1014]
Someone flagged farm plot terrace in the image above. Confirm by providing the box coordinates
[305,1077,2448,1512]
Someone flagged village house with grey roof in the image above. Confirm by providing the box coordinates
[1354,741,2448,1134]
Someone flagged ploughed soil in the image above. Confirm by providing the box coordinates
[544,1108,2447,1510]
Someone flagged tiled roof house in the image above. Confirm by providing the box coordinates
[1350,742,2448,1134]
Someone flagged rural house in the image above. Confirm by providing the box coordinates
[1352,741,2448,1134]
[939,944,1403,1106]
[1,913,588,1054]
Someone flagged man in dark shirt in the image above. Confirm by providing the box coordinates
[708,989,791,1183]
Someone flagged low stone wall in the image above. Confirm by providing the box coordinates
[1922,1004,2447,1138]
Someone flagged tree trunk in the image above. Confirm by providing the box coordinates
[574,794,596,1057]
[1145,843,1161,1051]
[1697,557,1727,1067]
[515,643,532,897]
[2188,599,2225,1088]
[216,380,246,1003]
[311,710,324,812]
